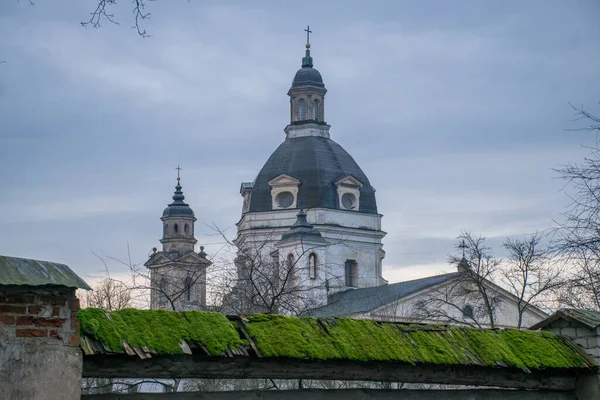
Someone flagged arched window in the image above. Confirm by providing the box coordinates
[297,99,307,121]
[308,253,317,279]
[164,224,168,235]
[159,278,168,306]
[184,224,189,235]
[185,277,192,301]
[287,253,295,269]
[312,100,319,121]
[174,223,179,233]
[463,304,474,319]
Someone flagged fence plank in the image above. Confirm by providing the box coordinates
[81,388,576,400]
[82,356,585,391]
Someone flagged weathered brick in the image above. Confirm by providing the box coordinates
[0,305,26,314]
[16,328,47,338]
[28,305,42,315]
[34,318,64,328]
[15,316,35,326]
[48,329,59,339]
[52,307,60,316]
[0,315,15,325]
[68,299,80,310]
[68,334,80,346]
[71,318,80,331]
[0,294,35,304]
[39,295,67,306]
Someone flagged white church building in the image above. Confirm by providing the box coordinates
[145,34,547,328]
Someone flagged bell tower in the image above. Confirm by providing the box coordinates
[145,167,210,311]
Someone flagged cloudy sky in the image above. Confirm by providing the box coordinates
[1,0,599,286]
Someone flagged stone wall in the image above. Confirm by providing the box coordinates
[0,285,82,400]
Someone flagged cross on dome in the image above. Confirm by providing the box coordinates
[304,26,312,48]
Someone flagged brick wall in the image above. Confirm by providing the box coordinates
[0,286,80,346]
[0,285,83,400]
[542,319,600,364]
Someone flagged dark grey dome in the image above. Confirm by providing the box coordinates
[291,66,325,89]
[248,136,378,214]
[162,181,195,219]
[162,204,195,218]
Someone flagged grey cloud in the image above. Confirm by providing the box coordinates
[0,0,599,283]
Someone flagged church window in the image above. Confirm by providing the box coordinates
[287,253,295,269]
[345,260,358,287]
[298,99,307,120]
[463,304,474,319]
[174,223,179,233]
[276,191,294,208]
[185,277,192,301]
[308,253,317,279]
[184,224,189,235]
[164,224,168,235]
[341,193,357,210]
[159,278,168,306]
[312,100,319,121]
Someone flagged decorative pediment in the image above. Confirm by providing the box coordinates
[335,175,364,189]
[145,250,210,268]
[268,174,301,188]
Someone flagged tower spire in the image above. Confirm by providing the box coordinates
[302,25,313,68]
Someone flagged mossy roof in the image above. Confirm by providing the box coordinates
[78,310,596,371]
[78,309,245,356]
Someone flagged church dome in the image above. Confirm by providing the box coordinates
[291,66,325,89]
[248,136,378,214]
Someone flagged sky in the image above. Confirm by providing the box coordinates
[1,0,599,286]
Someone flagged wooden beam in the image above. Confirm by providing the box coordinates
[81,388,576,400]
[82,355,588,391]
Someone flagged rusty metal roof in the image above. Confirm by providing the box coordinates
[0,255,91,289]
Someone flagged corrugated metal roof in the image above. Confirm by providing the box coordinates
[531,308,600,330]
[0,255,91,289]
[307,272,459,317]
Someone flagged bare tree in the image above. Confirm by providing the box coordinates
[555,249,600,310]
[502,232,563,328]
[553,103,600,310]
[414,232,502,328]
[81,0,152,37]
[80,278,132,311]
[216,229,336,316]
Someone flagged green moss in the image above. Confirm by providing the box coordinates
[244,314,591,370]
[78,309,244,355]
[79,310,592,370]
[183,311,245,355]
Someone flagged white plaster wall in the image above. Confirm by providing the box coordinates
[236,208,386,306]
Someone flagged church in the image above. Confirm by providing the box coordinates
[144,32,547,328]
